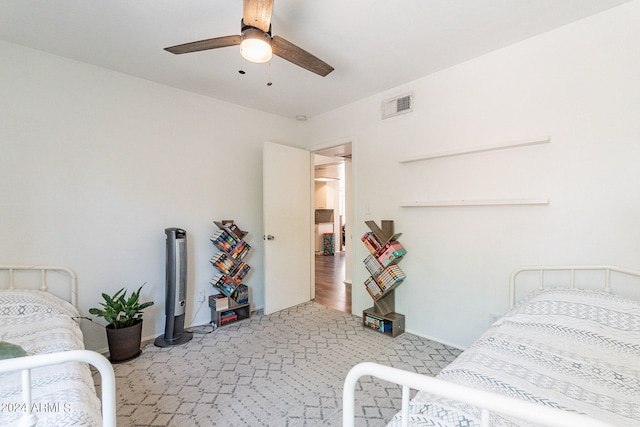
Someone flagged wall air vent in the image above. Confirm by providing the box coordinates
[382,93,413,119]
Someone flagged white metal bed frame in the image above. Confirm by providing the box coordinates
[508,264,640,307]
[344,265,640,427]
[1,264,79,306]
[0,265,117,427]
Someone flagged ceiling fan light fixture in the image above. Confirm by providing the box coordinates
[240,27,272,63]
[164,2,333,77]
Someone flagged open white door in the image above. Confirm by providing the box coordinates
[263,141,312,315]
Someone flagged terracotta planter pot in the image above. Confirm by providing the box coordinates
[105,319,143,363]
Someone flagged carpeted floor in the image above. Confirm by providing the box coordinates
[95,302,460,426]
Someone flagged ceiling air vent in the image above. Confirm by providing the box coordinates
[382,93,413,119]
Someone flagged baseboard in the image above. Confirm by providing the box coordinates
[403,327,467,351]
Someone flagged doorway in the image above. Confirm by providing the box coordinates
[312,143,352,313]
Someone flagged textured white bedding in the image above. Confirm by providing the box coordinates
[387,288,640,427]
[0,289,102,426]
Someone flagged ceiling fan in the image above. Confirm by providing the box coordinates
[164,0,334,77]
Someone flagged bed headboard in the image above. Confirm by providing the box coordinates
[509,265,640,307]
[0,265,78,307]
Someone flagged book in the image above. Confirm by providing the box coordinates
[231,284,249,305]
[230,240,251,261]
[364,276,383,300]
[364,314,392,332]
[361,232,382,255]
[363,254,383,276]
[376,241,406,267]
[232,262,251,283]
[220,310,238,324]
[210,273,237,296]
[209,294,229,310]
[214,221,246,240]
[376,265,406,290]
[210,230,238,252]
[210,252,236,275]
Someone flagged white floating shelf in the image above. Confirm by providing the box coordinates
[400,198,550,207]
[399,136,550,164]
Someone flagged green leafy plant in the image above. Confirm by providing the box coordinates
[89,285,154,329]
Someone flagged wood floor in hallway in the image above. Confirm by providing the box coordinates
[314,252,351,313]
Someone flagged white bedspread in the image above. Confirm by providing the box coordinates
[388,288,640,427]
[0,289,102,426]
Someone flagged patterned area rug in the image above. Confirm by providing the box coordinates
[97,302,460,426]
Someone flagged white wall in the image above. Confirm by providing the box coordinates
[306,1,640,348]
[0,41,300,351]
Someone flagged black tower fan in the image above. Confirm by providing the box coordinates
[155,228,193,347]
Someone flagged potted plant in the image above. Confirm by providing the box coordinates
[89,285,154,363]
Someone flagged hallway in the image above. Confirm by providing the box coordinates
[314,252,351,313]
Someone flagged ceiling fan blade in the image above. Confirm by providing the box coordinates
[165,35,241,54]
[243,0,273,33]
[271,36,334,77]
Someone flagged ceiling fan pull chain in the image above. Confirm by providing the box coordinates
[239,55,246,75]
[267,61,273,86]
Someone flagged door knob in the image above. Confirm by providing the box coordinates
[264,234,275,240]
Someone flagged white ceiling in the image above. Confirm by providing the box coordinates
[0,0,630,119]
